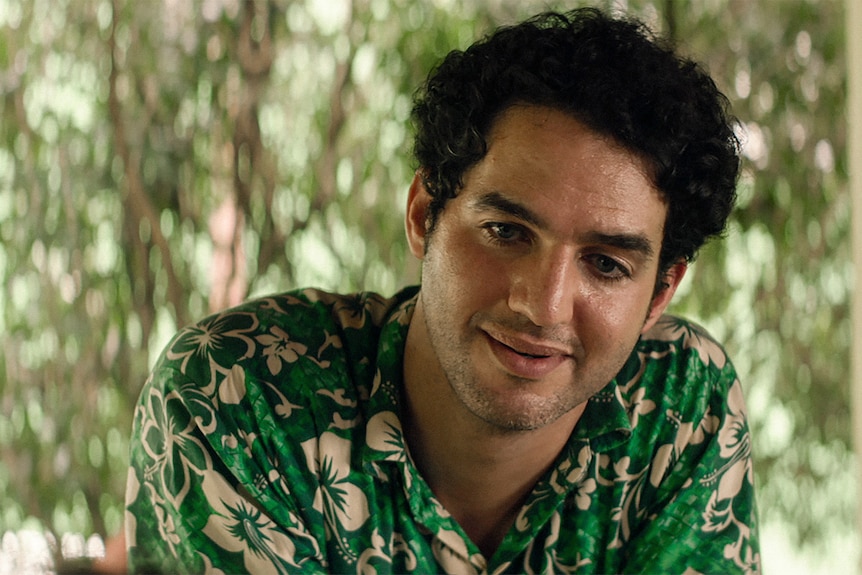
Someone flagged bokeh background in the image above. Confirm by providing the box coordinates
[0,0,855,572]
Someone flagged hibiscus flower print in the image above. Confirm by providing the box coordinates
[201,471,306,574]
[574,478,597,511]
[138,385,211,503]
[256,326,309,375]
[300,432,371,532]
[166,311,259,377]
[624,387,656,428]
[649,316,728,369]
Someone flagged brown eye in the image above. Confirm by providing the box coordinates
[490,223,520,241]
[586,254,630,280]
[482,222,528,246]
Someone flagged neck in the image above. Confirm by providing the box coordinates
[402,300,585,557]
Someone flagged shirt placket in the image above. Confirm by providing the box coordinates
[487,438,594,572]
[397,457,488,574]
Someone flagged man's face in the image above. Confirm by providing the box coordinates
[405,104,685,432]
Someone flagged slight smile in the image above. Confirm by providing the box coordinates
[481,327,572,380]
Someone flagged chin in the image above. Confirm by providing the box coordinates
[469,392,576,433]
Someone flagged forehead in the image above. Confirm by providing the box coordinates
[462,104,666,239]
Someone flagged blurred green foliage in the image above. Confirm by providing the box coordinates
[0,0,853,570]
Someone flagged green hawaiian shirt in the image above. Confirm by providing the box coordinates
[125,286,760,574]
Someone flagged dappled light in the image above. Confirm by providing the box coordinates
[0,0,854,573]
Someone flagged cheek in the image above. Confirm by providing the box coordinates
[436,228,501,282]
[577,286,654,338]
[425,230,497,300]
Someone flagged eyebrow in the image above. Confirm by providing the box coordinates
[469,192,548,228]
[469,191,656,259]
[582,231,656,259]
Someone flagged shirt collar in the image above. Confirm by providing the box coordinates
[363,287,417,465]
[572,379,633,452]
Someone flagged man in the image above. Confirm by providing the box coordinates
[126,7,760,574]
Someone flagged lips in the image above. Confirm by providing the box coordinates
[481,328,571,380]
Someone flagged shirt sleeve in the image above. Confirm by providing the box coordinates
[620,358,761,574]
[125,358,329,574]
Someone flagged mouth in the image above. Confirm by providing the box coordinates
[499,341,551,359]
[481,328,571,380]
[510,347,548,359]
[484,328,573,358]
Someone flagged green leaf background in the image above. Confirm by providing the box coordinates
[0,0,853,572]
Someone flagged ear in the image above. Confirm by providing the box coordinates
[641,261,687,334]
[405,171,433,260]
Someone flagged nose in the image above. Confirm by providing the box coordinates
[507,246,577,327]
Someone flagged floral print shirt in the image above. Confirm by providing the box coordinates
[125,287,760,574]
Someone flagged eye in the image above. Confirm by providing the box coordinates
[586,254,631,280]
[483,222,527,245]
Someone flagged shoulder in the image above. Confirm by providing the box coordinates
[615,314,741,425]
[141,287,421,425]
[152,287,414,380]
[134,287,418,469]
[639,314,730,372]
[598,318,759,573]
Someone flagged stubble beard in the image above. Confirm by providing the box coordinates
[421,301,586,434]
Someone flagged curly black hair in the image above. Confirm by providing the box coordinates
[411,8,740,273]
